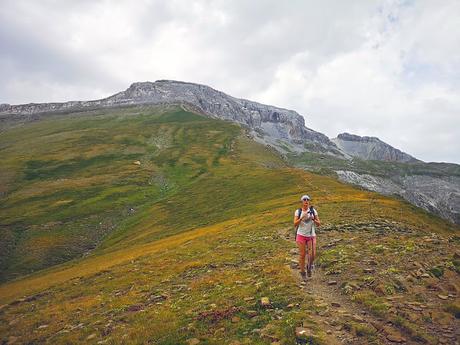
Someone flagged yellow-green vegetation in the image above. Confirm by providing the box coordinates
[344,321,377,340]
[0,106,459,344]
[351,291,390,317]
[0,106,241,280]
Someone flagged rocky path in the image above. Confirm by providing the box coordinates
[289,258,409,344]
[279,228,416,345]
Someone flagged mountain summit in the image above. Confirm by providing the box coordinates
[1,80,458,224]
[0,80,341,156]
[332,132,419,163]
[2,80,421,162]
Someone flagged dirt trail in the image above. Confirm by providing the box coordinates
[279,228,415,345]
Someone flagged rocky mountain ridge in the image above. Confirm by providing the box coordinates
[1,80,459,224]
[0,80,342,157]
[332,132,419,163]
[0,80,420,163]
[335,170,460,224]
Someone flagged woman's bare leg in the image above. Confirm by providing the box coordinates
[297,241,306,273]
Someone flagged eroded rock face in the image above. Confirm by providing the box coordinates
[332,132,419,163]
[336,170,460,224]
[335,170,402,195]
[0,80,342,156]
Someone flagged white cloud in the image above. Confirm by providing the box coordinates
[252,0,460,163]
[0,0,459,163]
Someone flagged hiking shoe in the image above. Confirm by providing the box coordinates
[307,267,312,277]
[300,271,307,279]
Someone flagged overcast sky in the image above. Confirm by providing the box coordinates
[1,0,459,163]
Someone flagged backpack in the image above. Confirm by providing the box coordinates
[294,206,315,239]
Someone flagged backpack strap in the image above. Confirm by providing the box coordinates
[309,206,315,218]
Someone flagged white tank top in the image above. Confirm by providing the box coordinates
[295,208,318,236]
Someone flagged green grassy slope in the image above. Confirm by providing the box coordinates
[0,106,459,344]
[0,106,242,281]
[286,150,460,178]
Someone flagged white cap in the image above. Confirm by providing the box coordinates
[300,195,310,201]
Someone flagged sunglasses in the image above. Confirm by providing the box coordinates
[302,199,310,202]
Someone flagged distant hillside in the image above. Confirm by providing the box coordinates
[0,105,243,281]
[287,151,460,224]
[1,80,459,225]
[0,80,341,157]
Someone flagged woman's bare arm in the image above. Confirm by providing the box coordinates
[294,211,312,227]
[294,215,302,227]
[313,214,321,227]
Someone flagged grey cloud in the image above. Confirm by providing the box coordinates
[0,2,125,102]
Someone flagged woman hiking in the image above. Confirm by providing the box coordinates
[293,195,321,279]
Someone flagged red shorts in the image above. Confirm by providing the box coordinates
[296,234,316,245]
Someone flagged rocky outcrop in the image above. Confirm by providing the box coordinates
[332,132,419,163]
[336,170,460,224]
[334,170,402,195]
[0,80,342,156]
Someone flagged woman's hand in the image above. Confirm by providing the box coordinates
[300,211,310,220]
